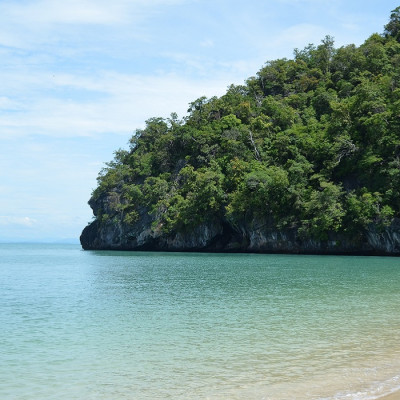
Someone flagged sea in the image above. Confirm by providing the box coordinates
[1,243,400,400]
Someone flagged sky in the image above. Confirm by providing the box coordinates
[0,0,398,242]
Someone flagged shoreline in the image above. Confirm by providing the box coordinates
[380,391,400,400]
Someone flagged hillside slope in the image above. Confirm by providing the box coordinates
[81,8,400,254]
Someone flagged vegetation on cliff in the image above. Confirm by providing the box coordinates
[88,8,400,243]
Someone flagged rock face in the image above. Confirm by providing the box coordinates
[80,195,400,255]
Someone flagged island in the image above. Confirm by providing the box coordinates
[81,8,400,255]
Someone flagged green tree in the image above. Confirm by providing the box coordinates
[384,6,400,41]
[299,181,345,239]
[86,9,400,246]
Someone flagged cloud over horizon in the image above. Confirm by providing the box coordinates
[0,216,37,227]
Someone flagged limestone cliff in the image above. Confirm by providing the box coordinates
[80,192,400,255]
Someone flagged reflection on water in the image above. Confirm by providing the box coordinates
[1,244,400,399]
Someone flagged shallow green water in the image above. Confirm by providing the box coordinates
[1,244,400,399]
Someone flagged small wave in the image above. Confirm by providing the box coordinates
[330,374,400,400]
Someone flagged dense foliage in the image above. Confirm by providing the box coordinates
[92,9,400,241]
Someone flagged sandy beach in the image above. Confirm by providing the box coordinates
[380,391,400,400]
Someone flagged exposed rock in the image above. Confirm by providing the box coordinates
[80,197,400,255]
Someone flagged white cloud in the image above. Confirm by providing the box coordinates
[200,39,214,48]
[6,0,126,25]
[0,70,237,139]
[0,1,124,48]
[0,216,37,227]
[0,0,188,49]
[0,0,187,27]
[0,97,21,110]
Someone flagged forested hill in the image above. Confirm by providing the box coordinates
[80,8,400,254]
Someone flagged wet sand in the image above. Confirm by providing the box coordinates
[380,391,400,400]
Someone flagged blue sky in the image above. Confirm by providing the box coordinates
[0,0,398,242]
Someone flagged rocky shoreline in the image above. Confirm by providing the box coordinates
[80,202,400,255]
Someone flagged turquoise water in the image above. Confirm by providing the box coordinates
[1,244,400,399]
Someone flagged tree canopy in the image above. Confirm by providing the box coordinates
[90,9,400,242]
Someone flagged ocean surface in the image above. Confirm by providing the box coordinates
[1,243,400,400]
